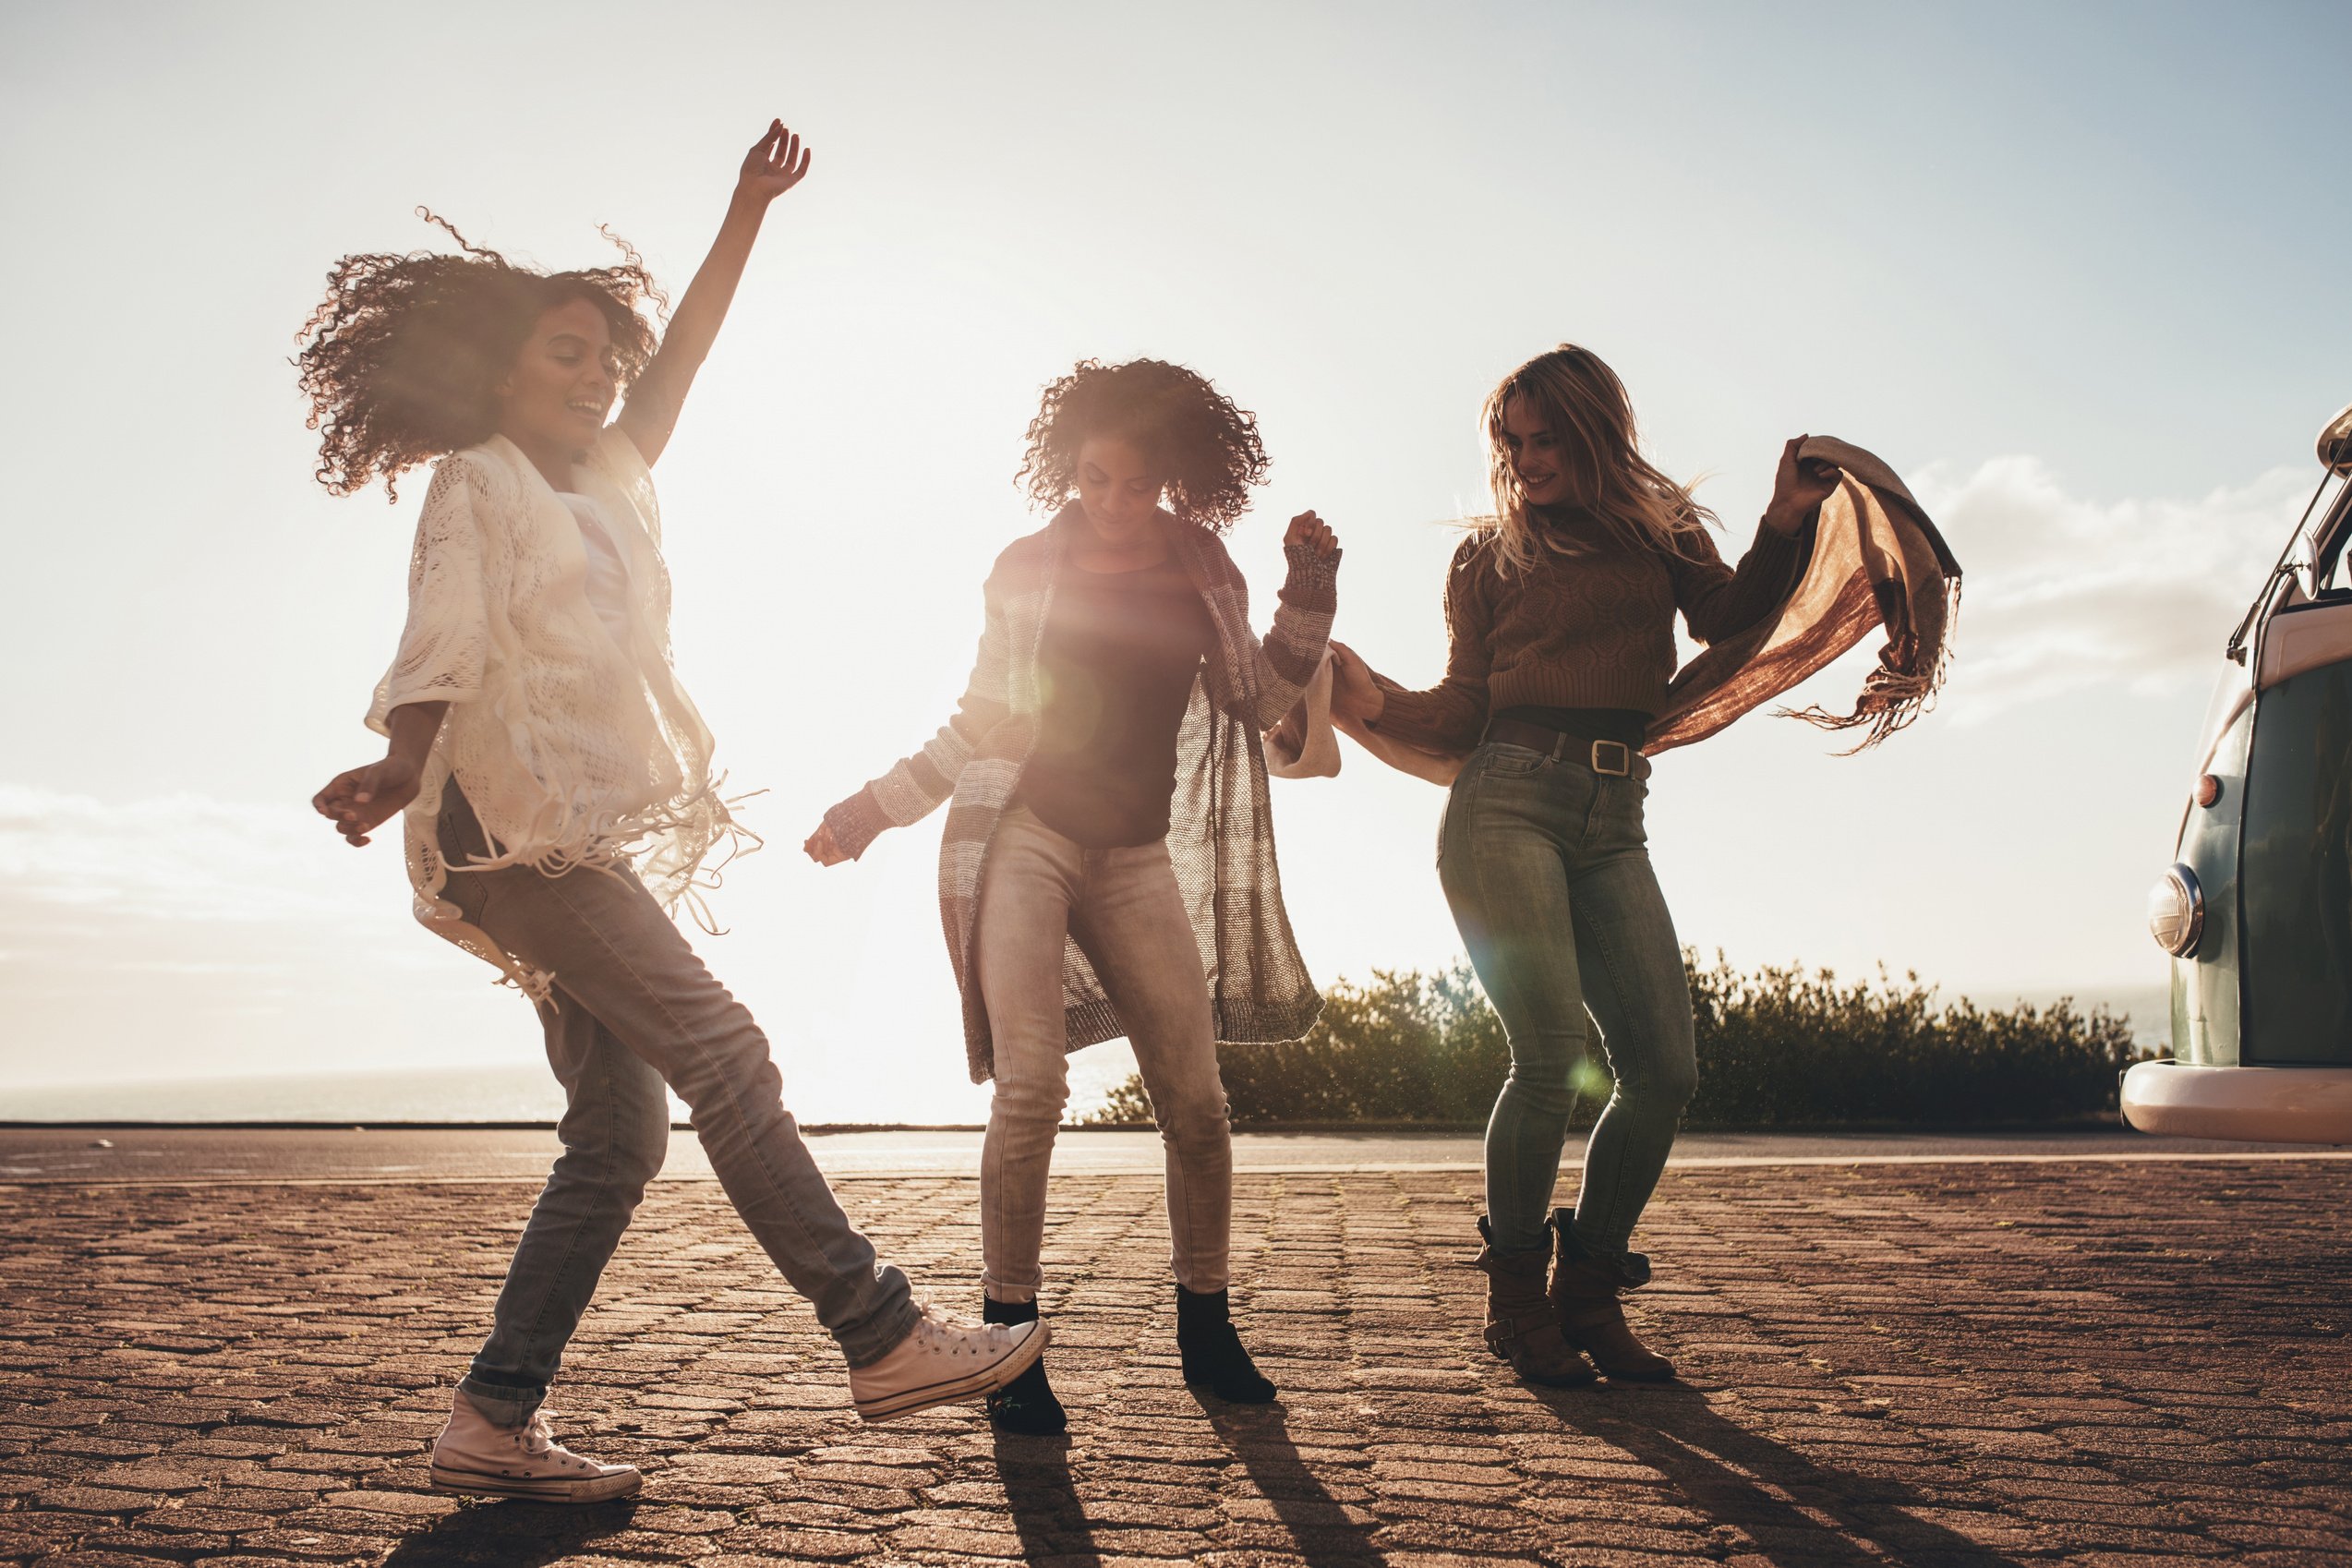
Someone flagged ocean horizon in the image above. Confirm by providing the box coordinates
[0,1052,1143,1128]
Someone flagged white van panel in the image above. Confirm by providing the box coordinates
[2257,602,2352,691]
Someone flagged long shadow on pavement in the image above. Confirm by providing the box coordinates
[992,1429,1104,1565]
[1194,1393,1388,1566]
[1545,1383,2025,1568]
[380,1497,639,1567]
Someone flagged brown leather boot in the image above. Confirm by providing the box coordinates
[1475,1217,1598,1387]
[1548,1209,1675,1381]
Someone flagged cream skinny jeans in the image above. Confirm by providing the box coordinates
[977,807,1233,1302]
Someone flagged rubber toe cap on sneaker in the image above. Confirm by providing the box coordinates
[851,1316,1050,1422]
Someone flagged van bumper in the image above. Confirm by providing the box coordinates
[2122,1062,2352,1143]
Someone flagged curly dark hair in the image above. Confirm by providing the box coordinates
[1015,358,1270,529]
[294,211,668,500]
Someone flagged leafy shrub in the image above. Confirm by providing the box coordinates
[1083,954,2148,1128]
[1680,955,2147,1126]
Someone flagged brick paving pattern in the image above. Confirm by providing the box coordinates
[1,1161,2348,1566]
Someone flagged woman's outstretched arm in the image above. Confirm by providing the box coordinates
[805,568,1015,866]
[313,458,492,846]
[1332,535,1493,758]
[1327,645,1468,785]
[616,119,813,468]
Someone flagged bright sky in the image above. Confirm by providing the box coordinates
[5,1,2349,1121]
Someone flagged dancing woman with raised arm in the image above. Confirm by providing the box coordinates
[807,360,1339,1434]
[301,123,1043,1500]
[1326,345,1835,1388]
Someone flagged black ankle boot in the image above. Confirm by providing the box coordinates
[983,1295,1066,1435]
[1176,1285,1276,1404]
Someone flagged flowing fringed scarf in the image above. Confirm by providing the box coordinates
[1308,435,1960,782]
[1644,436,1961,754]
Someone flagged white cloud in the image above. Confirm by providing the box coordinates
[0,782,530,1091]
[0,784,354,923]
[1910,457,2320,718]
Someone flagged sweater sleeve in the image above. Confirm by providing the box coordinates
[1248,540,1343,731]
[821,566,1013,860]
[369,459,492,734]
[1671,518,1808,645]
[1370,537,1493,755]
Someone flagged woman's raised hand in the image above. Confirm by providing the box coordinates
[1764,437,1839,536]
[737,120,813,206]
[1326,640,1385,727]
[803,821,850,867]
[1284,510,1339,559]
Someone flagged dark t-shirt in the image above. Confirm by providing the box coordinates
[1019,556,1216,849]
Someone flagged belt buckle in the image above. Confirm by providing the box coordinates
[1590,740,1633,778]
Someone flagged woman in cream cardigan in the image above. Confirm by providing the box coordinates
[301,121,1043,1501]
[808,359,1340,1434]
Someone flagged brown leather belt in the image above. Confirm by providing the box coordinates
[1482,718,1638,778]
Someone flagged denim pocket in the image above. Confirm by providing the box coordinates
[444,865,499,929]
[1587,775,1651,852]
[1480,742,1549,778]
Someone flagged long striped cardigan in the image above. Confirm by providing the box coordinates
[824,505,1338,1083]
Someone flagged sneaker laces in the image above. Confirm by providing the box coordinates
[909,1306,1003,1360]
[513,1409,597,1472]
[516,1410,557,1458]
[922,1315,974,1359]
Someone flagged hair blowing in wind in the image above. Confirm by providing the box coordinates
[1474,344,1718,573]
[293,211,667,501]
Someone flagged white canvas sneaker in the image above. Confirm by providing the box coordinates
[849,1305,1050,1422]
[428,1390,643,1502]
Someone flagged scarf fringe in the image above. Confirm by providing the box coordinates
[1778,576,1963,755]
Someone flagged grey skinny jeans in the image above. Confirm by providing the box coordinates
[433,790,918,1426]
[976,807,1233,1302]
[1438,742,1698,1272]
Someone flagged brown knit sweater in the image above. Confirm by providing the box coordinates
[1373,516,1805,754]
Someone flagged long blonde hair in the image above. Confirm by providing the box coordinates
[1472,344,1715,575]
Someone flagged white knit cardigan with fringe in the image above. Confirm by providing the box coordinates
[368,428,748,995]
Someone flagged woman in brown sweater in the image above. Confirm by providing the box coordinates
[1328,344,1834,1388]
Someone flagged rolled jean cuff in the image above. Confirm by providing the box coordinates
[456,1374,545,1429]
[981,1268,1042,1304]
[838,1293,925,1370]
[1608,1248,1654,1288]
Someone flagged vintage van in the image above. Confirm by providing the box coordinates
[2123,404,2352,1142]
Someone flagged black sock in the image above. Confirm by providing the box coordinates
[983,1295,1066,1435]
[1176,1285,1277,1404]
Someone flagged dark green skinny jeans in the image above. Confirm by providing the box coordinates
[1439,741,1699,1272]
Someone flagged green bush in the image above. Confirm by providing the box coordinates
[1083,954,2148,1128]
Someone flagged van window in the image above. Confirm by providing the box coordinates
[2241,657,2352,1064]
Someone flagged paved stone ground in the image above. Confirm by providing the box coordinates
[2,1161,2348,1566]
